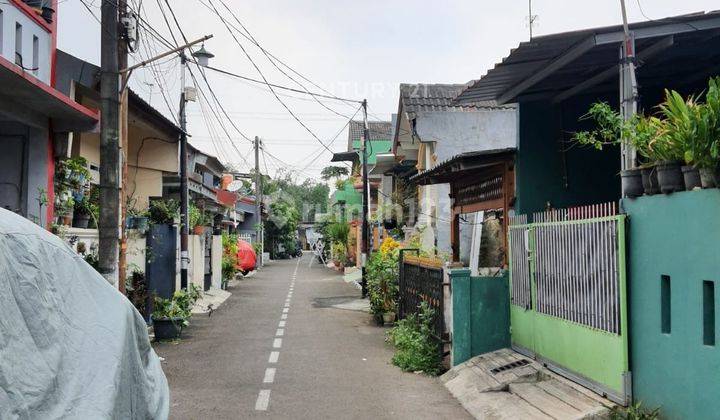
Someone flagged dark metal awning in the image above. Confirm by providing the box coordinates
[0,58,99,131]
[411,148,515,185]
[455,11,720,105]
[331,151,359,163]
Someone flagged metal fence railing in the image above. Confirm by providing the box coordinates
[509,214,531,310]
[398,250,445,341]
[509,203,625,334]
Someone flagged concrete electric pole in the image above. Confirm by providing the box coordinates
[619,0,639,179]
[255,136,263,267]
[361,99,370,298]
[99,0,120,285]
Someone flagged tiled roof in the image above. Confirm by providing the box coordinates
[399,83,514,116]
[348,120,393,149]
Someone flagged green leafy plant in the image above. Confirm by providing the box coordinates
[610,402,660,420]
[189,204,212,229]
[152,287,202,327]
[387,302,442,375]
[331,242,348,265]
[222,232,240,285]
[573,102,625,150]
[367,240,400,316]
[148,199,179,225]
[125,269,149,316]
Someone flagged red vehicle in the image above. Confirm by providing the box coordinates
[236,239,257,274]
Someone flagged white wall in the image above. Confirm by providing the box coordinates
[211,235,222,289]
[0,3,52,83]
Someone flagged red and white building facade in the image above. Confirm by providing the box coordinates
[0,0,98,226]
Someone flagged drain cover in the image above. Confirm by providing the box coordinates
[490,359,530,374]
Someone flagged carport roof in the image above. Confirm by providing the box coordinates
[455,11,720,105]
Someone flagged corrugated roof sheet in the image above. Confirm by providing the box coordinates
[455,11,720,104]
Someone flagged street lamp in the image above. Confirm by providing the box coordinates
[179,43,214,290]
[192,45,215,67]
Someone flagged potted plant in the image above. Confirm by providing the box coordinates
[190,204,210,235]
[151,296,187,341]
[151,288,199,341]
[657,89,700,191]
[331,242,347,270]
[55,195,74,226]
[148,199,179,225]
[697,77,720,188]
[72,193,97,229]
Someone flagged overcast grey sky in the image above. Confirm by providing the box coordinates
[57,0,720,182]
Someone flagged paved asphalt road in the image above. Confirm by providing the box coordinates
[154,253,471,419]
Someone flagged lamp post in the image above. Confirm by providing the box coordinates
[179,44,214,289]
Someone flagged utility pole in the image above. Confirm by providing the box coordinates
[361,99,370,298]
[179,54,189,289]
[528,0,537,39]
[118,0,129,294]
[255,136,263,267]
[99,0,120,285]
[619,0,638,178]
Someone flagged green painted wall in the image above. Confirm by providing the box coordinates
[451,269,510,365]
[515,98,620,215]
[329,180,362,220]
[624,190,720,419]
[351,139,392,165]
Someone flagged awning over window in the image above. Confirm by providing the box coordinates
[411,148,515,185]
[0,58,98,131]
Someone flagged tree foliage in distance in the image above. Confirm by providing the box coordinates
[320,165,349,180]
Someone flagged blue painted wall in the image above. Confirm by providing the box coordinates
[625,190,720,419]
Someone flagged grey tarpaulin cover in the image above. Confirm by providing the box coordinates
[0,209,169,419]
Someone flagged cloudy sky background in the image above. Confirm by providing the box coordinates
[58,0,720,183]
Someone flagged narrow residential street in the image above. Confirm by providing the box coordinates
[154,254,470,419]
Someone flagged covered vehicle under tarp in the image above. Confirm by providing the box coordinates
[0,209,169,419]
[236,239,257,273]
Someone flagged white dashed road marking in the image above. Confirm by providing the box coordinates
[276,329,284,336]
[268,351,279,364]
[263,368,276,383]
[278,320,286,327]
[255,390,271,411]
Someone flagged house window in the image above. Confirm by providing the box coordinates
[14,22,22,66]
[32,35,38,75]
[703,281,715,346]
[661,275,671,334]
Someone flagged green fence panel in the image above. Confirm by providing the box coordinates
[451,269,510,366]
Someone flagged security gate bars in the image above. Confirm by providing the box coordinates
[510,203,623,333]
